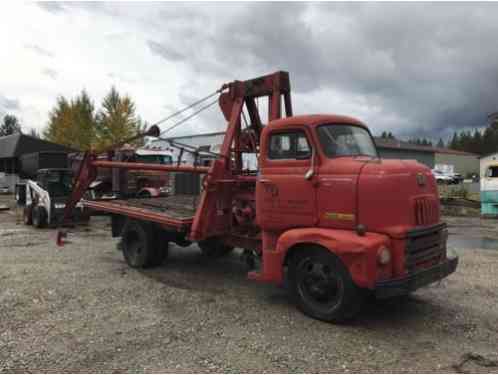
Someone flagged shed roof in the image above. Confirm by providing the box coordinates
[0,133,76,159]
[373,137,435,154]
[373,137,478,156]
[478,151,498,159]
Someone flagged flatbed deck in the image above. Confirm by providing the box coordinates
[82,195,199,231]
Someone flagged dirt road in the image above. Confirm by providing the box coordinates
[1,195,497,373]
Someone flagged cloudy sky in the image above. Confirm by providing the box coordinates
[1,2,498,141]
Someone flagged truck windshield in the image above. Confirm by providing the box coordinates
[317,124,378,158]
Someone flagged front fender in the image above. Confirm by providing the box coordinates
[276,228,390,288]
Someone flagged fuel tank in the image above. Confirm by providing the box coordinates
[357,159,440,237]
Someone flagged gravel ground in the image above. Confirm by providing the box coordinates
[1,194,498,373]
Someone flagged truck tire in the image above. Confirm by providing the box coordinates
[32,206,47,228]
[23,205,33,225]
[121,220,168,268]
[288,247,364,323]
[198,237,234,258]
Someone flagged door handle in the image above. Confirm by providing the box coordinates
[259,179,271,183]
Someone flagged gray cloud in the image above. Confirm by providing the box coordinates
[0,94,20,112]
[37,1,65,13]
[12,2,498,141]
[42,68,58,80]
[25,43,54,58]
[142,2,498,140]
[147,40,186,62]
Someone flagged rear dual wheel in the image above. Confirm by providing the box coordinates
[121,220,168,268]
[288,247,364,323]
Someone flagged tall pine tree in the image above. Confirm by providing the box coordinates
[94,87,143,150]
[0,114,21,136]
[44,91,96,150]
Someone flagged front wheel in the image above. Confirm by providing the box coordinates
[288,248,364,323]
[32,205,47,228]
[23,205,33,225]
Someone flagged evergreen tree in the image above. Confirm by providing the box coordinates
[72,90,96,150]
[44,92,96,150]
[449,132,459,150]
[94,87,143,150]
[45,97,74,149]
[437,138,445,148]
[0,114,21,136]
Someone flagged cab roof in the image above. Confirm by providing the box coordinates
[267,114,367,129]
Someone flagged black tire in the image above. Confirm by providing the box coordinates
[23,205,33,225]
[288,247,364,323]
[121,220,168,268]
[32,205,47,228]
[150,230,169,267]
[198,237,234,258]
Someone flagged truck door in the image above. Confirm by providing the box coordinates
[256,129,316,231]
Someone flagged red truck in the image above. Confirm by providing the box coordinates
[69,147,173,199]
[60,71,458,322]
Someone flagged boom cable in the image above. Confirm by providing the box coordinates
[158,97,220,137]
[150,89,221,129]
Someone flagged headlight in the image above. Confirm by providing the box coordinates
[377,246,391,265]
[54,203,66,209]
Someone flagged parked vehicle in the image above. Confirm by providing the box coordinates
[481,163,498,217]
[432,169,454,184]
[59,71,458,323]
[449,172,464,184]
[69,146,173,199]
[16,152,89,228]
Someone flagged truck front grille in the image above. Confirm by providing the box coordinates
[414,197,438,226]
[405,224,446,274]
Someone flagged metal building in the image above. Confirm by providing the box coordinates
[374,137,435,168]
[0,133,75,192]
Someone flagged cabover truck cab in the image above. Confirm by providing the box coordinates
[60,71,458,323]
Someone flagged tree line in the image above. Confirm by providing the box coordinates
[0,114,40,138]
[379,131,443,147]
[43,87,146,151]
[1,87,146,151]
[447,118,498,156]
[380,120,498,155]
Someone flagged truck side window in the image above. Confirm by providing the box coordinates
[268,131,311,160]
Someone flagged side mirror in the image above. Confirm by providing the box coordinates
[305,169,314,180]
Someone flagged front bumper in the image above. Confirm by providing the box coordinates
[375,256,459,298]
